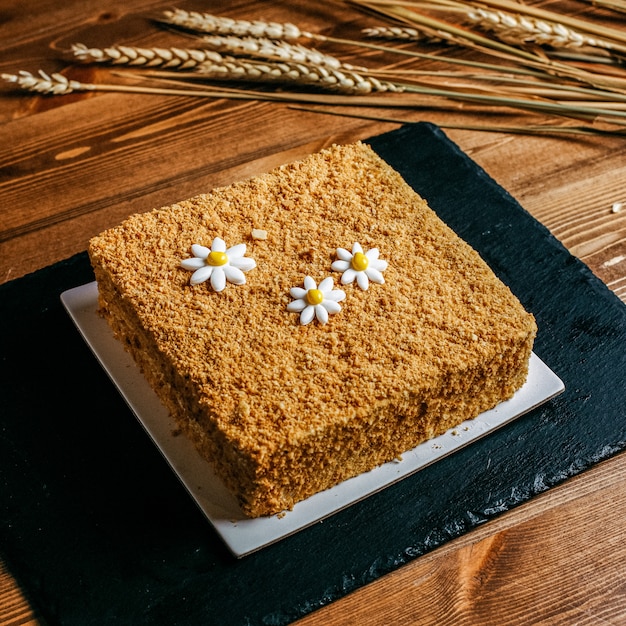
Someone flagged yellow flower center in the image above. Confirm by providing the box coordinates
[351,251,369,272]
[207,251,228,266]
[306,288,324,306]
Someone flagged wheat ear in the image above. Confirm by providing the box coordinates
[71,43,225,69]
[362,26,443,43]
[159,9,308,40]
[200,35,363,71]
[468,7,618,51]
[193,57,403,93]
[1,70,92,94]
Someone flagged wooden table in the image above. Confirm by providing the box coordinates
[1,0,625,623]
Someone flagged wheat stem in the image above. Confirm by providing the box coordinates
[382,70,626,104]
[124,70,626,126]
[399,81,626,123]
[548,51,618,65]
[289,105,626,136]
[585,0,626,14]
[315,33,551,82]
[369,69,626,101]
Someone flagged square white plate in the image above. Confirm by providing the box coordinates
[61,281,564,557]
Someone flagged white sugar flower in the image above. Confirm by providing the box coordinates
[181,237,256,291]
[331,242,388,290]
[287,276,345,325]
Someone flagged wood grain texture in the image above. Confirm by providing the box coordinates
[0,561,39,626]
[296,454,626,625]
[2,0,625,295]
[1,0,626,623]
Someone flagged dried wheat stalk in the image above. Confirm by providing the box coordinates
[362,0,626,47]
[199,35,363,71]
[355,3,562,67]
[193,57,402,93]
[361,10,616,53]
[1,70,92,94]
[586,0,626,14]
[156,6,595,91]
[352,2,626,92]
[362,26,442,43]
[71,42,399,93]
[467,8,618,52]
[7,68,626,131]
[0,68,338,101]
[159,9,308,40]
[8,4,626,137]
[290,105,626,136]
[71,43,223,69]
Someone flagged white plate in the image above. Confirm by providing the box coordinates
[61,281,564,557]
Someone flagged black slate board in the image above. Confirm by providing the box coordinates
[1,123,625,626]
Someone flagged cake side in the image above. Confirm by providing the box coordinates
[89,141,536,517]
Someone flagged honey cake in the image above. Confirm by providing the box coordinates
[88,141,537,517]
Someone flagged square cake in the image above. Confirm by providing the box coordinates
[88,141,536,517]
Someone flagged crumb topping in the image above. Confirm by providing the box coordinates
[89,141,535,460]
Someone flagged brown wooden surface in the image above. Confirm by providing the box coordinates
[1,0,625,624]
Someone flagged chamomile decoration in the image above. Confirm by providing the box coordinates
[331,242,388,290]
[181,237,256,291]
[288,276,346,325]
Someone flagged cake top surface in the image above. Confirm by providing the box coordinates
[89,141,535,456]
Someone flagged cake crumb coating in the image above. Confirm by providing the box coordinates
[89,141,536,517]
